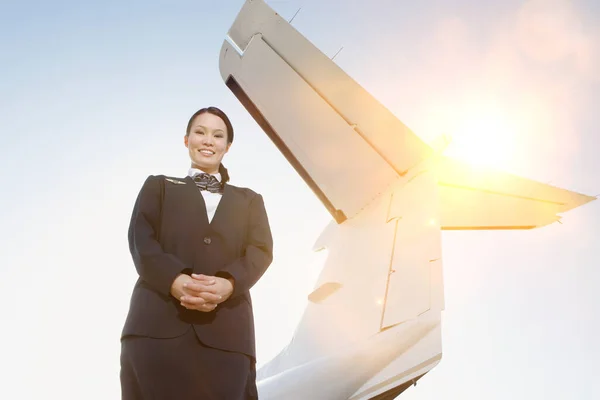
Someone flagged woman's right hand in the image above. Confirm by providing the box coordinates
[170,274,220,312]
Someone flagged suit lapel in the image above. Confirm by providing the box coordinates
[183,176,209,226]
[210,184,233,229]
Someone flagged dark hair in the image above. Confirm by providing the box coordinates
[186,106,233,184]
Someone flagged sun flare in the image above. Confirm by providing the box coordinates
[441,106,520,169]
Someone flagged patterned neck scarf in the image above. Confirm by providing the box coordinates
[193,173,223,194]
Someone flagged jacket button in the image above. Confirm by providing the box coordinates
[203,237,211,245]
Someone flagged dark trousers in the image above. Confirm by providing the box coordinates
[120,327,258,400]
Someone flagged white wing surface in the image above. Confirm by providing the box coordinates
[437,156,596,229]
[219,0,431,222]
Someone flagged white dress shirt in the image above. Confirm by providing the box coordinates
[188,168,223,223]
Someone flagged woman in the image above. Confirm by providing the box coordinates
[120,106,274,399]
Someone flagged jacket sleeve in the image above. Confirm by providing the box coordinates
[216,193,274,298]
[128,175,190,296]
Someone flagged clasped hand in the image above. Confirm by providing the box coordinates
[170,273,234,312]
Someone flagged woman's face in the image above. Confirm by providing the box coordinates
[184,112,231,174]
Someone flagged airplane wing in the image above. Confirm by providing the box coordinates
[219,0,595,228]
[219,0,432,223]
[437,156,596,229]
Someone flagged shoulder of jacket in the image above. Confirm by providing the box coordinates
[227,184,261,199]
[147,174,188,183]
[149,174,185,179]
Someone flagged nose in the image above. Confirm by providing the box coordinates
[202,134,214,146]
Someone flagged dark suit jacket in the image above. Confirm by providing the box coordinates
[121,174,273,358]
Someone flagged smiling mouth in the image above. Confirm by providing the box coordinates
[198,149,215,156]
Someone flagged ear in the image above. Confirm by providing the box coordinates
[225,142,232,153]
[184,135,189,148]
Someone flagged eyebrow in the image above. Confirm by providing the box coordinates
[194,125,224,133]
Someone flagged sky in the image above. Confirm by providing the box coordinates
[0,0,598,398]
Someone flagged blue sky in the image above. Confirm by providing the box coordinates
[1,0,598,398]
